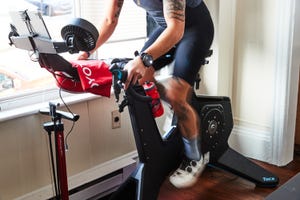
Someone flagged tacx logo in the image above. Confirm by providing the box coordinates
[262,177,277,182]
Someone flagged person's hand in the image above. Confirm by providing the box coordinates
[124,57,146,89]
[138,66,155,85]
[77,51,90,60]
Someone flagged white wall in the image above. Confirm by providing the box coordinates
[230,0,277,163]
[0,96,136,199]
[233,0,276,130]
[203,0,298,165]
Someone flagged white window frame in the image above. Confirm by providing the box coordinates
[0,0,147,121]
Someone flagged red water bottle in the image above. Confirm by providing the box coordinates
[143,81,164,118]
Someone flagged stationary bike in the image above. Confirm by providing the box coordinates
[8,12,279,200]
[108,55,279,200]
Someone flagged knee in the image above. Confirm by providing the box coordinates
[164,78,199,127]
[164,78,191,112]
[166,90,188,116]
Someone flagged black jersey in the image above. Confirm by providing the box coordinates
[133,0,203,27]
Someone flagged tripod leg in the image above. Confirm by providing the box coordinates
[55,129,69,200]
[47,130,60,199]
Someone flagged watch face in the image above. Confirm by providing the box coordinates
[141,53,153,67]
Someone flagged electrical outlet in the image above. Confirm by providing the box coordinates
[111,110,121,129]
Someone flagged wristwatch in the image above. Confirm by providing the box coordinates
[140,52,153,67]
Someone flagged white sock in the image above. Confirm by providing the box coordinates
[182,137,201,161]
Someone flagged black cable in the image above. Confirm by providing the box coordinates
[58,86,75,151]
[52,74,76,151]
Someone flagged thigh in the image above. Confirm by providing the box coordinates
[173,27,214,86]
[173,1,215,86]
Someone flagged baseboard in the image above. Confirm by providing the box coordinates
[229,125,272,163]
[15,151,138,200]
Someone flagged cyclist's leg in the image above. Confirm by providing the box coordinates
[168,1,214,188]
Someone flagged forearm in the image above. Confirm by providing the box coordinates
[91,0,124,54]
[143,0,185,60]
[92,20,118,53]
[143,26,183,60]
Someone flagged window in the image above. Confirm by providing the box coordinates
[0,0,147,112]
[0,0,75,108]
[79,0,147,58]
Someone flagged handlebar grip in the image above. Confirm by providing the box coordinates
[39,108,80,122]
[109,59,152,103]
[121,70,128,83]
[109,63,128,83]
[57,110,80,122]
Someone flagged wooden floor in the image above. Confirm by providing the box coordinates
[157,145,300,200]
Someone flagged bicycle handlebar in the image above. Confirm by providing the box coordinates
[109,59,151,103]
[39,107,80,122]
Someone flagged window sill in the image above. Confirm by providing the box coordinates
[0,92,100,123]
[0,69,172,123]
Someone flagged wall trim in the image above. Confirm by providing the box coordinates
[229,125,272,163]
[15,151,138,200]
[271,0,297,166]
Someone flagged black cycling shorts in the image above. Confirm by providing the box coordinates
[141,1,214,86]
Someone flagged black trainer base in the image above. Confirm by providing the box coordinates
[192,95,279,188]
[110,86,279,200]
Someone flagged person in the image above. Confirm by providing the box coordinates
[78,0,214,188]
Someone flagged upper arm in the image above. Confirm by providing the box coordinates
[163,0,186,30]
[104,0,124,25]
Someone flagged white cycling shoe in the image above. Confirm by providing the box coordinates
[169,152,210,188]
